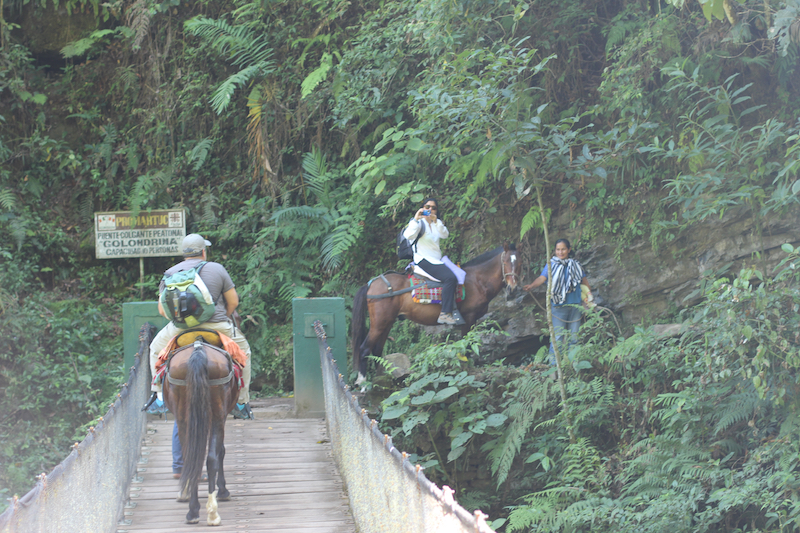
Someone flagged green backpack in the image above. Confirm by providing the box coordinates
[159,262,216,329]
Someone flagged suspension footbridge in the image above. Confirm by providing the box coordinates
[0,321,495,533]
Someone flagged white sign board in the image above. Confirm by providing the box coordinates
[95,210,186,259]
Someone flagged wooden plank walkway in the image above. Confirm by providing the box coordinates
[118,400,355,533]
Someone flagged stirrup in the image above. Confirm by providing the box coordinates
[142,391,158,412]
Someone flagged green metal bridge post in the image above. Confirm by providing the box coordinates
[292,297,346,418]
[122,302,168,371]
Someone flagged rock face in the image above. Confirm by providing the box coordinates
[576,205,800,324]
[10,3,99,65]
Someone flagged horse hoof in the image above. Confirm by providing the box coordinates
[185,516,199,524]
[176,491,189,503]
[207,490,221,526]
[218,489,231,501]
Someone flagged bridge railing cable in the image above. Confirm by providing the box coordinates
[314,320,495,533]
[0,324,154,533]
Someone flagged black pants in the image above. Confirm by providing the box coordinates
[418,259,458,314]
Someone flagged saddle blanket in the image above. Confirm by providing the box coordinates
[410,274,465,304]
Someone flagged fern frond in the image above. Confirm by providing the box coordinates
[568,378,615,430]
[200,190,218,225]
[9,215,28,251]
[129,168,171,213]
[320,215,362,272]
[79,192,94,222]
[712,388,761,436]
[0,188,16,211]
[210,61,275,114]
[189,138,214,171]
[270,205,327,224]
[100,124,117,167]
[126,143,141,174]
[116,65,139,94]
[184,17,273,65]
[277,279,313,303]
[126,0,151,51]
[490,374,556,486]
[185,16,275,113]
[301,148,333,207]
[301,52,333,98]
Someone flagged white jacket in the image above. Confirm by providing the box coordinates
[403,218,449,265]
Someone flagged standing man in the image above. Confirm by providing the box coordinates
[147,233,253,420]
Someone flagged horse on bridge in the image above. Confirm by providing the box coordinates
[163,330,239,525]
[351,243,522,383]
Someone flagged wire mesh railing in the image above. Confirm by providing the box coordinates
[315,321,495,533]
[0,324,153,533]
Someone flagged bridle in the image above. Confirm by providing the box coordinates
[501,251,519,287]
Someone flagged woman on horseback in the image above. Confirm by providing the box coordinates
[402,198,465,326]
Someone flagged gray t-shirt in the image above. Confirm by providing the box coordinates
[159,257,235,323]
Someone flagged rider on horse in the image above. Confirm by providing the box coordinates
[147,233,253,420]
[403,197,466,326]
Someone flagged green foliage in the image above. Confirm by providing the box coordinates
[61,28,130,59]
[184,16,276,114]
[642,67,800,234]
[380,324,513,487]
[6,0,800,524]
[0,245,124,506]
[770,0,800,57]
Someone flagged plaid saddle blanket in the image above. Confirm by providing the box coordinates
[410,274,465,304]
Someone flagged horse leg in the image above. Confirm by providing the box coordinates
[205,420,224,525]
[207,414,230,500]
[216,441,230,501]
[355,336,373,384]
[355,301,399,385]
[186,479,200,524]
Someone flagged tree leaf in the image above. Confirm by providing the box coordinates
[451,430,473,449]
[485,413,508,427]
[447,446,466,462]
[411,390,436,405]
[381,405,409,420]
[433,386,459,402]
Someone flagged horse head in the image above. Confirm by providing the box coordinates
[501,242,522,300]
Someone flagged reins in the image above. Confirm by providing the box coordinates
[526,290,623,335]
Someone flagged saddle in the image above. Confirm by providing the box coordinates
[174,328,223,348]
[153,328,246,389]
[409,273,465,305]
[156,328,247,370]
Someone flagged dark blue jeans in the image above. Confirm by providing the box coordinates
[172,421,183,474]
[418,259,458,314]
[548,304,582,364]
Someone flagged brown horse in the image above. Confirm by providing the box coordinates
[163,336,239,525]
[351,243,522,382]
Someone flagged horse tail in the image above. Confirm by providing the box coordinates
[351,284,369,375]
[179,345,211,497]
